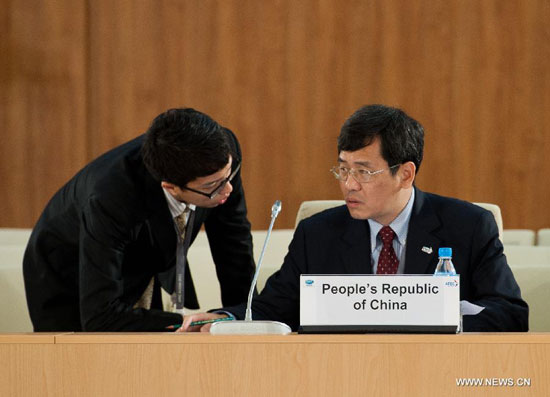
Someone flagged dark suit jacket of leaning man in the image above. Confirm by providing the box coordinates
[219,104,528,333]
[23,112,255,331]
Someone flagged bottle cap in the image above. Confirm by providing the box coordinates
[438,247,452,257]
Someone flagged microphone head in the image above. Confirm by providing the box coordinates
[271,200,282,217]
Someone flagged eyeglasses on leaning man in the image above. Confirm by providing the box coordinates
[184,162,241,199]
[330,164,400,183]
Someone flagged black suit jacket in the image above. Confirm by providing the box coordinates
[224,188,528,332]
[23,129,255,331]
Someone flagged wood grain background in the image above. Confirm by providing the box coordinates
[2,0,549,230]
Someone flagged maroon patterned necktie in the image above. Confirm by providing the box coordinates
[376,226,399,274]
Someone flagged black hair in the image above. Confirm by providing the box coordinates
[141,108,232,187]
[338,104,424,174]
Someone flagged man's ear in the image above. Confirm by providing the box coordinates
[161,181,178,197]
[399,162,416,188]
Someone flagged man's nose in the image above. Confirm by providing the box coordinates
[344,174,361,191]
[222,180,233,196]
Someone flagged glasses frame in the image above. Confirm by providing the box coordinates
[184,162,241,199]
[330,164,400,183]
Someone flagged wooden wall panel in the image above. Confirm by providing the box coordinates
[2,0,549,231]
[0,0,87,227]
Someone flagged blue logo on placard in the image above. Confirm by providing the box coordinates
[445,280,459,287]
[305,279,314,286]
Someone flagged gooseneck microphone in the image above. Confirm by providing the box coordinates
[245,200,281,321]
[210,200,291,335]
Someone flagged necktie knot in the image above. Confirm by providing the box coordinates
[379,226,396,246]
[175,208,192,239]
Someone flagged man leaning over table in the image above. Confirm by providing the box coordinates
[23,108,255,331]
[180,104,528,333]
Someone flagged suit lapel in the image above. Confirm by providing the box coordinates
[404,188,441,274]
[141,173,178,292]
[145,175,176,254]
[338,217,373,274]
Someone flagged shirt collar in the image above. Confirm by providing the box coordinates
[162,188,196,218]
[368,188,415,248]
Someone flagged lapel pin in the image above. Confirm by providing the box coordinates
[421,246,433,254]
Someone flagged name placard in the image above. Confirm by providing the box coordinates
[299,274,460,334]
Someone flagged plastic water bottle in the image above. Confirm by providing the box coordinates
[433,247,461,332]
[434,247,456,276]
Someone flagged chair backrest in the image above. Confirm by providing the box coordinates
[537,228,550,246]
[509,264,550,331]
[504,245,550,266]
[0,245,26,266]
[472,202,503,240]
[295,200,345,228]
[503,229,536,246]
[0,228,32,246]
[253,230,294,291]
[295,200,504,240]
[0,245,33,332]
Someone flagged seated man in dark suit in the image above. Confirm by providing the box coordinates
[181,104,528,332]
[23,108,256,331]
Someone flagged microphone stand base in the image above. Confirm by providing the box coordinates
[210,320,291,335]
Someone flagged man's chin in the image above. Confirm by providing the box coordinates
[346,206,369,220]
